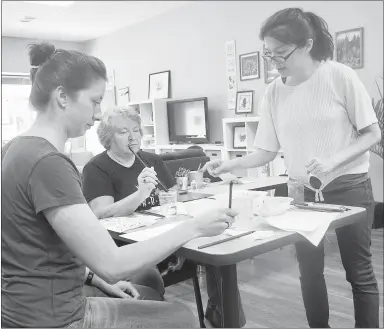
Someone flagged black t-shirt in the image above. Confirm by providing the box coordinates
[82,151,175,210]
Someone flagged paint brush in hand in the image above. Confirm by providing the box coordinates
[128,145,169,192]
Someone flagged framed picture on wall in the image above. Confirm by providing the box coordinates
[148,70,171,99]
[335,27,364,69]
[233,126,247,149]
[235,90,254,114]
[239,51,260,80]
[263,45,280,84]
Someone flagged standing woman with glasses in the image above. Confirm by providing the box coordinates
[202,8,381,328]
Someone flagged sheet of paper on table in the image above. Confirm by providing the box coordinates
[121,222,183,241]
[121,221,275,243]
[263,207,340,246]
[100,214,159,233]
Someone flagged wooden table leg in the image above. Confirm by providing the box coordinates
[219,264,240,328]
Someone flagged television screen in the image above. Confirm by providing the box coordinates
[167,97,209,144]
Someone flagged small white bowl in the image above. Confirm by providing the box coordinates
[254,196,294,217]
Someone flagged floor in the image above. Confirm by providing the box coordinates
[165,228,383,328]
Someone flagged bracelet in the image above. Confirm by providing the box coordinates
[85,271,94,286]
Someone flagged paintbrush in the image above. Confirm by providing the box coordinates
[128,145,169,192]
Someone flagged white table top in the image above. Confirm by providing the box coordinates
[113,206,366,266]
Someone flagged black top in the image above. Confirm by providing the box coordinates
[82,151,175,210]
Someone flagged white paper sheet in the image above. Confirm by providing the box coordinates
[100,214,159,233]
[121,222,183,241]
[262,207,339,246]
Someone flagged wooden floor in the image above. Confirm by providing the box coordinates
[165,228,383,328]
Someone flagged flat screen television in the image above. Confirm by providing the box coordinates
[167,97,209,144]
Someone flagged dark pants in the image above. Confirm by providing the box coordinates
[295,178,379,328]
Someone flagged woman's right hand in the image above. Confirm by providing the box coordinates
[194,208,238,237]
[201,159,232,177]
[137,167,158,198]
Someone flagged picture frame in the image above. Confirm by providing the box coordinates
[263,45,280,84]
[335,27,364,69]
[235,90,254,114]
[148,70,171,99]
[239,51,260,80]
[233,126,247,149]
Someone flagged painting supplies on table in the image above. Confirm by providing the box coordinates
[293,202,349,212]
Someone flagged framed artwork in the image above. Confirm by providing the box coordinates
[263,45,280,84]
[148,70,171,99]
[335,27,364,69]
[239,51,260,80]
[235,90,254,114]
[233,126,247,149]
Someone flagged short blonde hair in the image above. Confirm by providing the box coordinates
[97,106,143,150]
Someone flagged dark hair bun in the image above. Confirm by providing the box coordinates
[28,42,55,66]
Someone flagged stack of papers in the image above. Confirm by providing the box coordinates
[100,214,159,233]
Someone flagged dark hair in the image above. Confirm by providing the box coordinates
[28,42,107,111]
[259,8,334,61]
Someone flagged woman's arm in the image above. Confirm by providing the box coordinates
[89,167,158,219]
[331,123,381,169]
[202,147,277,176]
[307,123,381,175]
[44,203,235,284]
[89,190,148,219]
[230,147,277,169]
[45,204,202,284]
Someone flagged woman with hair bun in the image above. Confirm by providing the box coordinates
[1,42,237,328]
[203,8,380,328]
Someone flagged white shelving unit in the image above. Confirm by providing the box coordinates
[126,99,170,152]
[222,116,286,178]
[126,99,225,159]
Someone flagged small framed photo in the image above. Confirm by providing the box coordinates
[263,45,280,84]
[335,27,364,69]
[148,70,171,99]
[233,126,247,149]
[239,52,260,80]
[235,90,254,114]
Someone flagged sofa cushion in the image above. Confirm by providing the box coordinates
[160,149,220,182]
[160,149,206,161]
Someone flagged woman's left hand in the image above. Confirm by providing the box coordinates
[306,158,337,177]
[99,281,141,299]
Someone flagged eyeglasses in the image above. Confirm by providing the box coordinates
[262,46,298,64]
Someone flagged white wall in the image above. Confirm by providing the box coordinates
[84,1,383,141]
[2,36,85,73]
[84,1,383,200]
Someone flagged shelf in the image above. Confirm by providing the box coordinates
[143,124,154,127]
[227,148,247,152]
[223,116,260,124]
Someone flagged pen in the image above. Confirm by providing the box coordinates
[128,145,169,192]
[198,230,255,249]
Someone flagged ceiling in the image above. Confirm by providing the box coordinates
[2,1,192,42]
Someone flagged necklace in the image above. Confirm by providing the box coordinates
[107,151,135,168]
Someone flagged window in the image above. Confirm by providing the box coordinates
[2,73,36,147]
